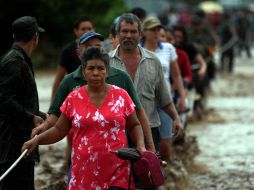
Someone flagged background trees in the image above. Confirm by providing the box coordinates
[0,0,127,69]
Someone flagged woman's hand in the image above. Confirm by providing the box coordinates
[21,136,39,157]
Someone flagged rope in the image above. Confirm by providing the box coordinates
[0,149,28,181]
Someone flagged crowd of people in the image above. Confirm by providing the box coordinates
[0,5,251,190]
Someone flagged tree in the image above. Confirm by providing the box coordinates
[37,0,128,47]
[0,0,128,68]
[0,0,39,56]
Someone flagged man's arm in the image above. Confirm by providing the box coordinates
[123,71,155,152]
[171,60,186,112]
[126,111,146,154]
[0,61,39,124]
[49,75,73,117]
[136,107,155,152]
[23,113,72,155]
[33,75,72,137]
[31,114,59,137]
[162,103,183,140]
[50,65,67,104]
[195,54,207,80]
[155,57,184,140]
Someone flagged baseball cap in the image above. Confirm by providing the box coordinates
[12,16,45,35]
[79,31,104,45]
[142,17,162,30]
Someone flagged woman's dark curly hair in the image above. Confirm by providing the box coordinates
[81,46,109,72]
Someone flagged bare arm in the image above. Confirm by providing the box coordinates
[136,108,155,152]
[171,60,186,112]
[33,116,44,128]
[162,103,184,140]
[210,30,220,48]
[31,114,59,137]
[230,25,238,40]
[50,65,67,104]
[195,54,207,80]
[126,112,146,154]
[22,113,71,155]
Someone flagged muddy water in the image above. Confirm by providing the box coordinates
[188,60,254,190]
[35,72,68,189]
[35,72,54,112]
[34,58,254,189]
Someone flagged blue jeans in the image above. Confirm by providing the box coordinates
[158,109,173,139]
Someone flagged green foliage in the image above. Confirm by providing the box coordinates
[34,0,129,69]
[1,0,128,69]
[38,0,128,46]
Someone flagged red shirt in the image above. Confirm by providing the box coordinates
[176,49,192,83]
[61,85,135,190]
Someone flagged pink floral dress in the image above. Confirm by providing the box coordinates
[60,85,136,190]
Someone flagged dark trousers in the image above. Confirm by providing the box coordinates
[0,162,35,190]
[221,49,234,72]
[128,127,161,152]
[238,38,251,58]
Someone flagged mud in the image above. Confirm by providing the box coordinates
[186,61,254,190]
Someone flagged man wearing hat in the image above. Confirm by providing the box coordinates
[0,16,46,190]
[141,17,187,166]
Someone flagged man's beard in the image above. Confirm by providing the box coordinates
[121,39,138,50]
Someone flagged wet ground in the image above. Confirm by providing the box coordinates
[35,73,68,189]
[34,55,254,189]
[187,56,254,190]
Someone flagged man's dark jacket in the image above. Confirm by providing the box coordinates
[0,44,45,165]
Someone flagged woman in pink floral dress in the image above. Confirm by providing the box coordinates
[22,47,146,190]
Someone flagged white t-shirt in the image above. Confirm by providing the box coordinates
[154,42,178,84]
